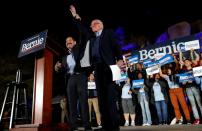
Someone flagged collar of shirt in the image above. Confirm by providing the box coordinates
[95,30,103,37]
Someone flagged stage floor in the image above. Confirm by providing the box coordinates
[78,124,202,131]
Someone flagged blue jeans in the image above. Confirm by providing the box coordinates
[186,86,202,119]
[139,94,152,124]
[155,100,167,123]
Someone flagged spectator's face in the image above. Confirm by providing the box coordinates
[184,60,191,67]
[138,73,142,79]
[90,19,103,33]
[66,37,76,50]
[167,69,172,75]
[155,74,160,81]
[136,63,142,70]
[89,74,94,80]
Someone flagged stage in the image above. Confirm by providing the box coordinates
[77,124,202,131]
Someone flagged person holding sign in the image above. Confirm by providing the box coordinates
[194,60,202,91]
[179,56,202,125]
[159,67,191,124]
[146,73,169,125]
[87,73,102,128]
[121,78,136,126]
[132,72,152,126]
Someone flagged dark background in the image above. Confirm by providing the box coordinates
[0,0,201,125]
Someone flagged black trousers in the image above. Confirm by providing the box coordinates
[94,63,120,130]
[66,73,90,129]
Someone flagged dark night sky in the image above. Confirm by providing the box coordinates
[1,0,202,56]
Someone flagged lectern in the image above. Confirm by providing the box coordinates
[11,30,67,130]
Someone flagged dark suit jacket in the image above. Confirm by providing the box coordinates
[60,43,92,79]
[73,19,123,65]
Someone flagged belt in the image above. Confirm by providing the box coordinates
[67,72,81,77]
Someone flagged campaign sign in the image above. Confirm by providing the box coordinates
[128,55,138,64]
[185,40,200,51]
[18,30,48,58]
[143,60,158,68]
[143,59,152,68]
[146,65,160,75]
[118,73,128,82]
[178,72,194,83]
[132,79,144,88]
[157,54,174,66]
[132,33,201,61]
[154,53,166,60]
[193,66,202,77]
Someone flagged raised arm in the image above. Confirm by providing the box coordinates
[190,49,200,65]
[159,66,167,79]
[179,51,184,69]
[69,5,92,38]
[69,5,81,20]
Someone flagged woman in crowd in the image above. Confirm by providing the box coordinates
[179,52,202,124]
[132,72,152,126]
[146,73,169,125]
[160,66,191,124]
[121,78,136,126]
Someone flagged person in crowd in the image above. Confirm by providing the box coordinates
[134,63,146,80]
[159,66,191,124]
[121,78,136,126]
[60,96,69,123]
[69,5,124,130]
[133,72,152,126]
[55,36,92,131]
[87,73,102,128]
[179,51,202,125]
[195,59,202,91]
[146,73,169,125]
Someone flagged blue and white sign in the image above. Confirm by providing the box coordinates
[128,55,139,64]
[18,30,48,58]
[132,79,144,88]
[178,72,194,83]
[193,66,202,77]
[154,53,166,60]
[185,40,200,51]
[143,60,158,68]
[146,65,160,75]
[143,59,152,67]
[118,73,128,82]
[158,54,174,66]
[132,33,201,61]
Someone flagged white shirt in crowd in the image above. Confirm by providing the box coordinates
[121,84,132,99]
[153,82,165,101]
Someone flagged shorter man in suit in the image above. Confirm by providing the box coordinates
[55,36,92,131]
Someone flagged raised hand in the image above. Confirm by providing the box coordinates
[69,5,81,20]
[69,5,77,17]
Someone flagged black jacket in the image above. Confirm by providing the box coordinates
[145,78,169,105]
[74,19,123,65]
